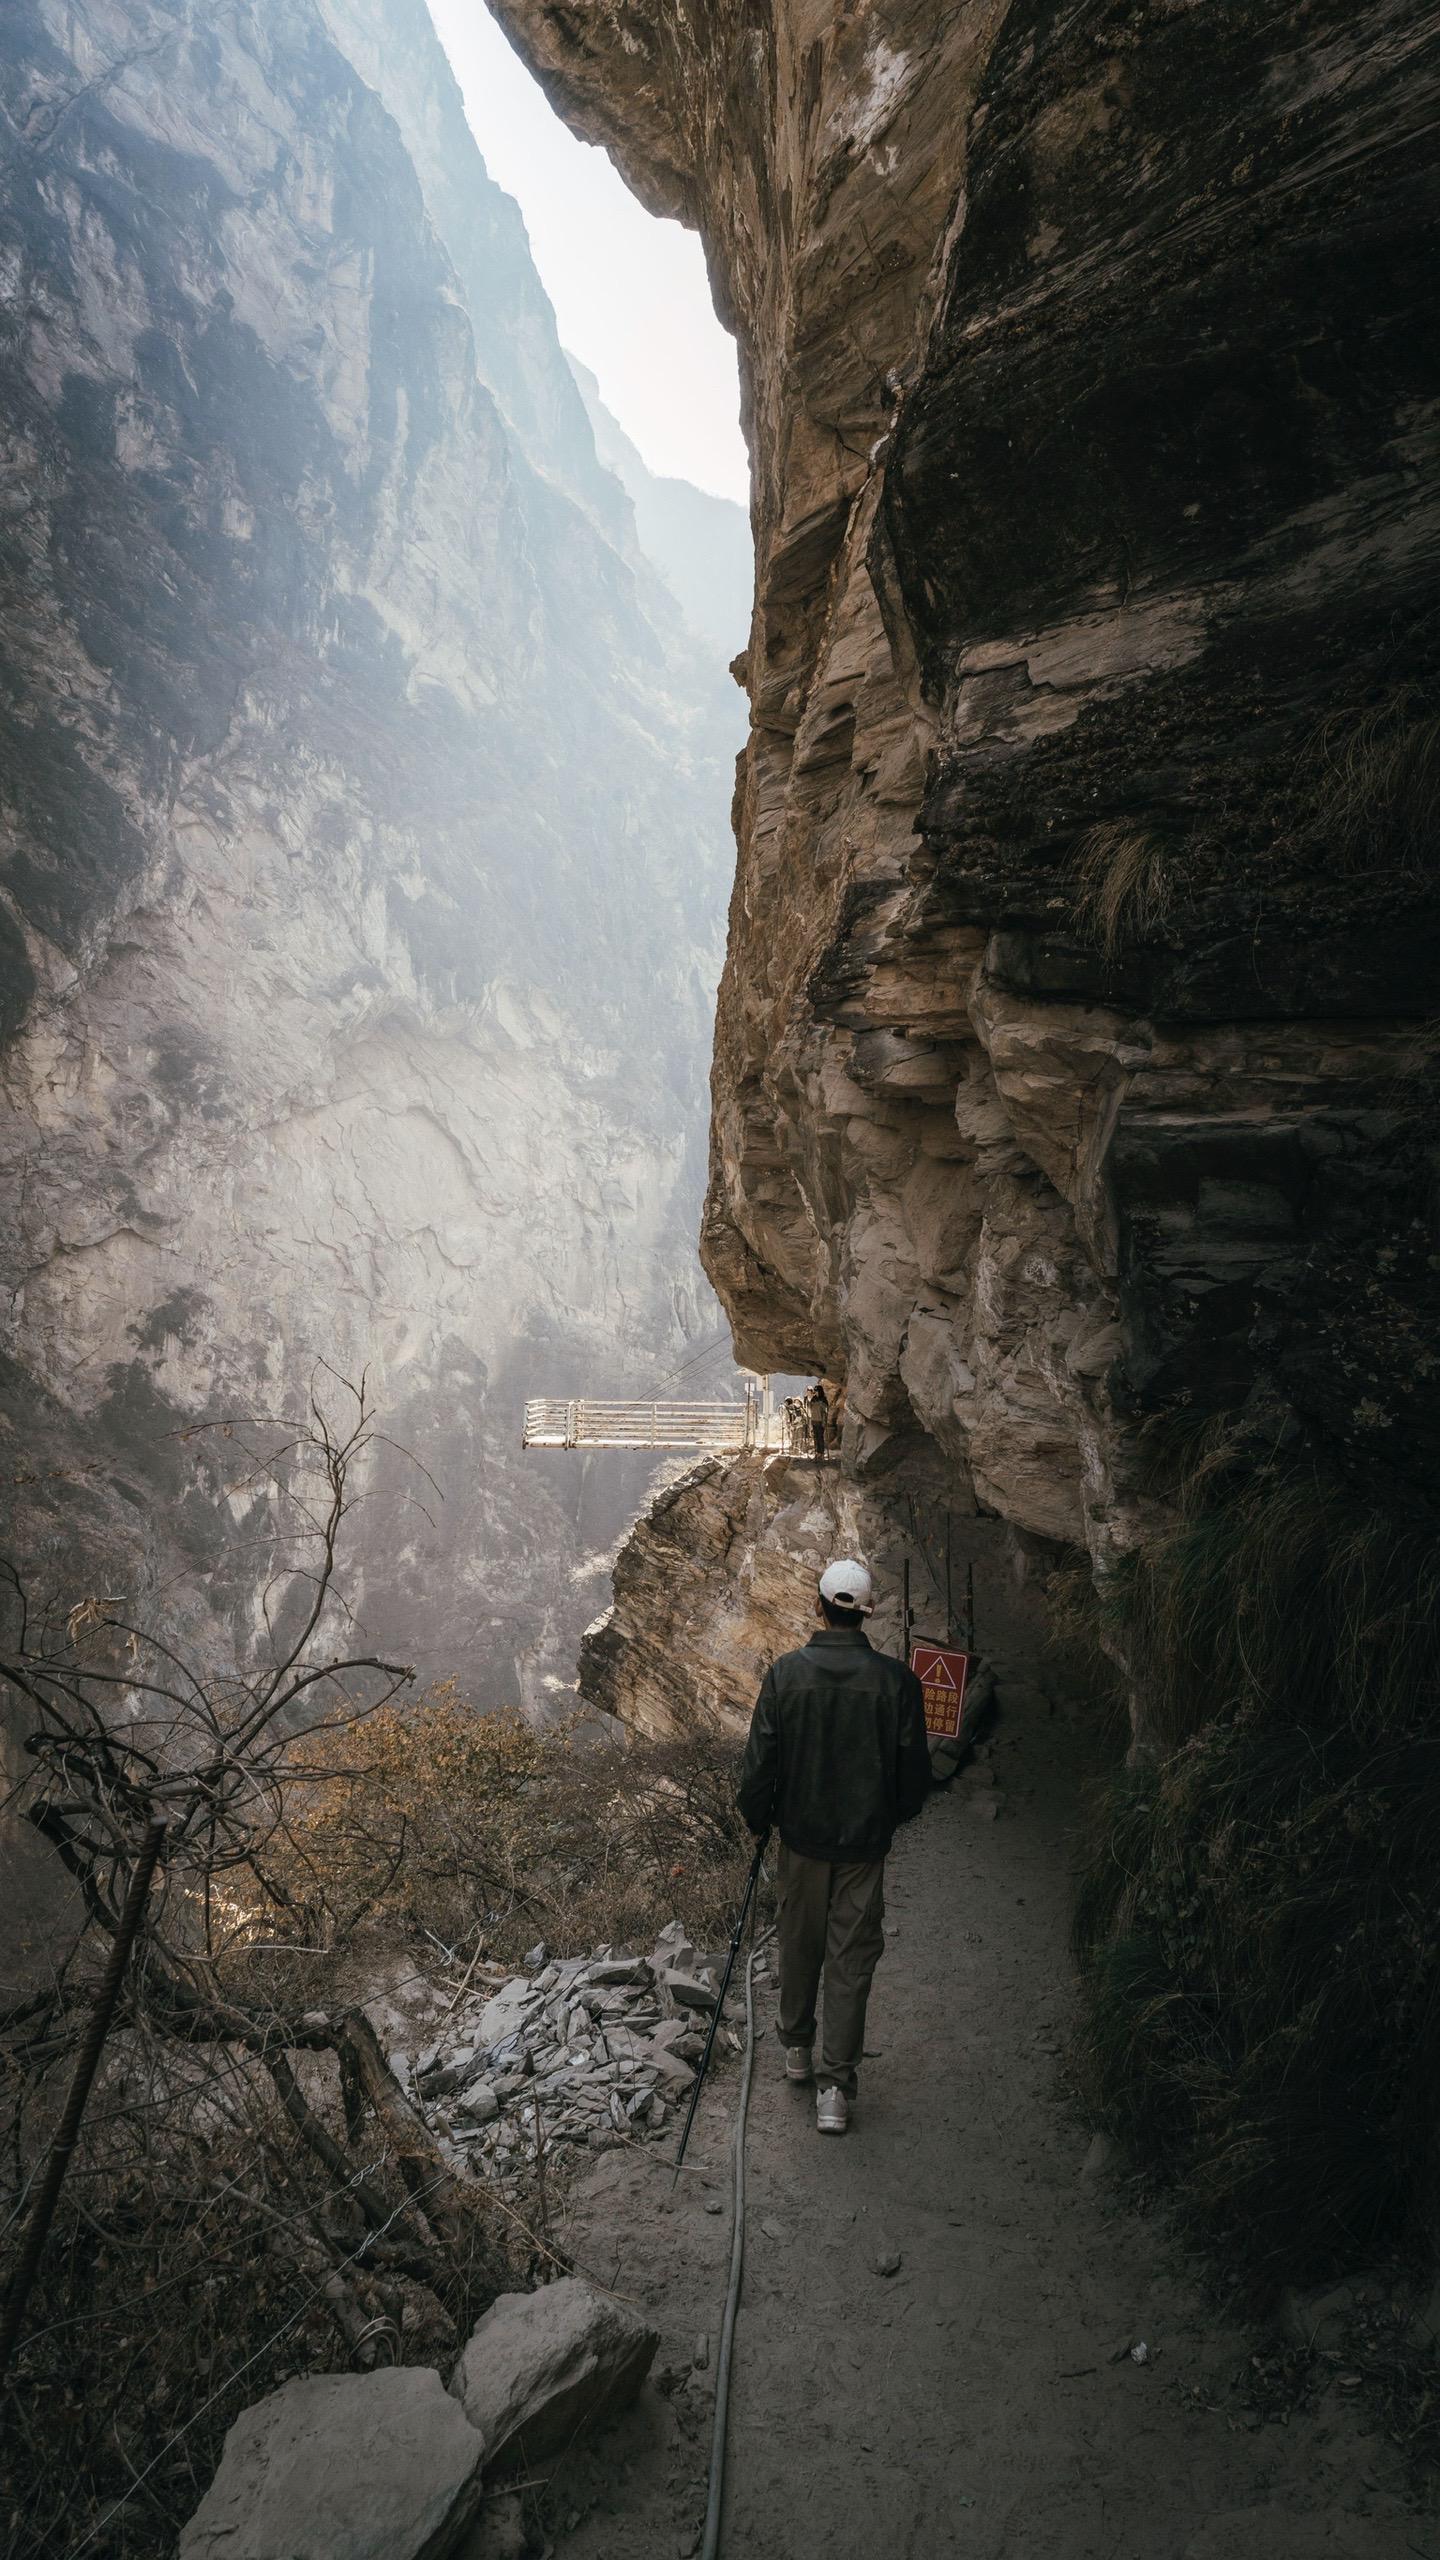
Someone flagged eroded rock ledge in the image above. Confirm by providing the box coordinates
[578,1449,1059,1746]
[494,0,1440,1655]
[579,1455,922,1737]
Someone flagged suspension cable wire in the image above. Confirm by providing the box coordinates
[640,1326,738,1397]
[672,1329,733,1376]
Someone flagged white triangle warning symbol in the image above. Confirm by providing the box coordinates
[918,1651,957,1687]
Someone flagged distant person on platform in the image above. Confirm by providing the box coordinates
[737,1559,930,2137]
[806,1379,829,1463]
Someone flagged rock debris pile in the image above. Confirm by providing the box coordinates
[391,1927,740,2194]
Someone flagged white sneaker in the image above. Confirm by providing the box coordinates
[784,2047,813,2083]
[816,2084,849,2136]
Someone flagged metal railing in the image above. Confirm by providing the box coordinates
[522,1393,790,1453]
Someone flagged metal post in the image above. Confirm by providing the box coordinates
[966,1560,976,1655]
[945,1517,953,1643]
[902,1559,913,1655]
[0,1817,167,2383]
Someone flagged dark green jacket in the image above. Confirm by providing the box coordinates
[736,1628,931,1865]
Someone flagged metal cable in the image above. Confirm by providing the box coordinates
[701,1917,774,2560]
[641,1326,735,1398]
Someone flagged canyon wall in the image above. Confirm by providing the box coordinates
[578,1453,931,1737]
[494,0,1440,1698]
[0,0,747,1705]
[578,1445,1060,1748]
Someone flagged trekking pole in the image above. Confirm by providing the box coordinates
[672,1830,767,2187]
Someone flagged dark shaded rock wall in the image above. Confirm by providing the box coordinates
[0,0,742,1705]
[492,0,1440,1675]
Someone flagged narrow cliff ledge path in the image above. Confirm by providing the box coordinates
[551,1688,1430,2559]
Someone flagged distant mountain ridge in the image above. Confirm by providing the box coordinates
[568,355,752,657]
[316,0,631,547]
[319,0,752,651]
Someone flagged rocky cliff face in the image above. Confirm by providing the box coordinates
[493,0,1440,1700]
[579,1445,1070,1766]
[0,0,744,1704]
[580,1454,917,1738]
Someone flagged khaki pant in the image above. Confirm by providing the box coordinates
[774,1843,886,2097]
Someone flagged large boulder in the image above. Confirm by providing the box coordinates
[180,2368,486,2560]
[449,2277,657,2466]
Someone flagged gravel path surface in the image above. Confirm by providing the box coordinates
[537,1691,1432,2560]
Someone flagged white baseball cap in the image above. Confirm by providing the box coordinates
[818,1558,875,1614]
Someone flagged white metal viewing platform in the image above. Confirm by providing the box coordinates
[522,1385,796,1455]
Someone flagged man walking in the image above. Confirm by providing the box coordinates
[737,1559,931,2135]
[805,1379,829,1463]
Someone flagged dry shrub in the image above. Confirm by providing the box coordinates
[0,1376,755,2560]
[259,1681,556,1953]
[1072,821,1173,955]
[0,1383,517,2560]
[252,1684,758,1967]
[1073,1448,1440,2301]
[538,1717,759,1957]
[0,2022,511,2560]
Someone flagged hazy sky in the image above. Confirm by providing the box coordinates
[425,2,749,504]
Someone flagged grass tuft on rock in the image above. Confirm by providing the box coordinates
[1072,1449,1440,2301]
[1072,821,1173,954]
[1313,694,1440,877]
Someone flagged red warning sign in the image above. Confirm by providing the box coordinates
[910,1641,972,1742]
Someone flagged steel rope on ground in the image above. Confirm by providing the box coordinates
[701,1908,775,2560]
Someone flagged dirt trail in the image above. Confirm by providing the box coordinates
[539,1650,1433,2558]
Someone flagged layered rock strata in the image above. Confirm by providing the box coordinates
[494,0,1440,1651]
[0,0,744,1702]
[580,1454,917,1737]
